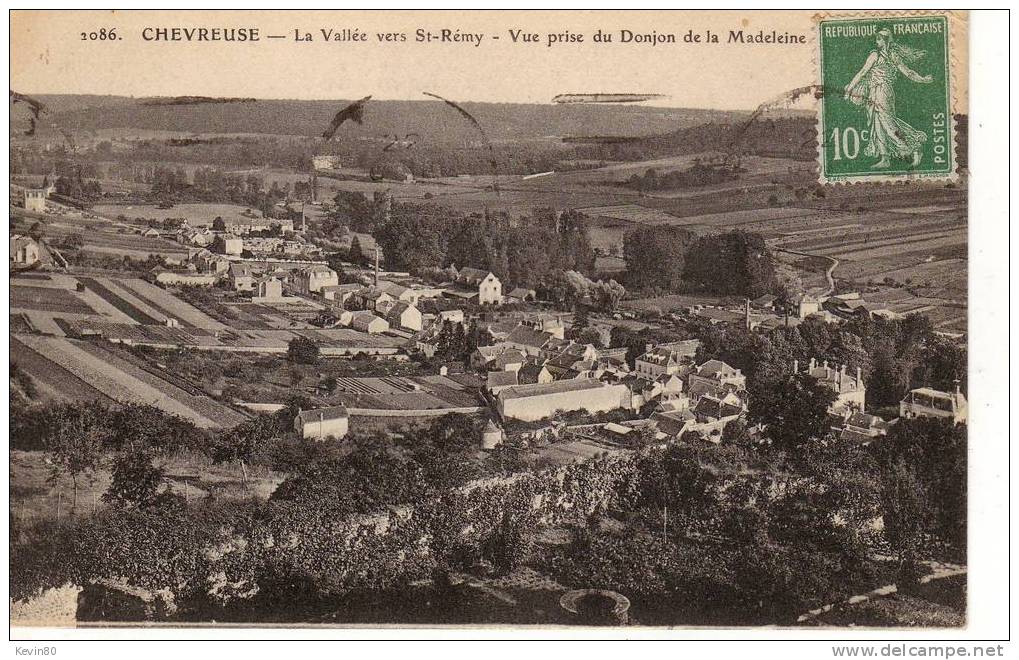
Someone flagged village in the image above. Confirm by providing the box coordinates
[7,86,972,629]
[10,178,968,460]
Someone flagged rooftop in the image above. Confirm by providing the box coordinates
[497,378,611,401]
[295,405,349,425]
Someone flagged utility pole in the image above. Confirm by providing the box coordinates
[662,505,668,538]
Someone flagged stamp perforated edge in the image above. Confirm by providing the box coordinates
[812,10,964,186]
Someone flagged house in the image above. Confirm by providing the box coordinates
[438,309,465,325]
[687,360,747,400]
[293,405,349,440]
[320,283,361,304]
[797,293,822,319]
[214,234,243,256]
[312,155,342,170]
[486,370,519,395]
[503,325,556,357]
[899,386,967,424]
[480,419,505,449]
[193,250,231,274]
[378,281,420,305]
[184,228,215,248]
[10,235,40,265]
[386,302,423,332]
[495,378,629,422]
[517,361,555,385]
[350,233,382,265]
[294,265,339,295]
[253,276,284,302]
[351,287,396,313]
[470,345,527,372]
[634,340,701,379]
[350,310,389,334]
[796,358,866,415]
[505,287,537,304]
[228,263,256,291]
[527,315,566,339]
[840,412,891,444]
[456,267,503,305]
[23,188,47,212]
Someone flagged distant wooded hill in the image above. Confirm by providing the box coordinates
[27,94,754,141]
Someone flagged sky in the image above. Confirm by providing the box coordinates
[11,10,829,111]
[11,10,967,112]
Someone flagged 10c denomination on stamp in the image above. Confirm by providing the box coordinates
[817,13,956,184]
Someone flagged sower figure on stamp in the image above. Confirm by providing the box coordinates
[843,28,933,169]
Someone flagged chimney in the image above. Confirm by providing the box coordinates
[745,298,751,330]
[792,359,799,375]
[373,246,380,286]
[809,357,816,371]
[856,366,862,388]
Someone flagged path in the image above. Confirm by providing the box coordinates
[775,247,840,297]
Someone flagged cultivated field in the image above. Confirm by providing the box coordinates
[12,334,248,429]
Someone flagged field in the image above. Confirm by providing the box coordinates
[93,202,260,227]
[12,334,249,429]
[11,211,190,261]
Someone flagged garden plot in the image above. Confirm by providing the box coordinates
[10,285,95,315]
[576,204,682,225]
[830,231,967,262]
[117,278,227,330]
[10,336,112,404]
[14,335,221,428]
[76,342,248,428]
[78,277,163,324]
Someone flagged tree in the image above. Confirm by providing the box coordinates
[593,279,626,311]
[212,216,227,231]
[683,231,780,298]
[622,225,694,292]
[44,402,109,511]
[287,336,320,365]
[104,449,165,509]
[748,373,837,451]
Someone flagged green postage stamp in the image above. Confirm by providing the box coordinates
[817,13,957,183]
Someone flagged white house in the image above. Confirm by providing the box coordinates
[899,386,967,424]
[350,310,389,334]
[23,188,47,212]
[796,358,866,415]
[496,379,629,422]
[215,234,243,256]
[228,263,255,291]
[456,267,502,305]
[294,405,349,440]
[10,235,40,265]
[386,302,423,332]
[295,265,339,295]
[253,276,284,302]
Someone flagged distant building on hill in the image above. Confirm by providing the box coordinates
[22,188,47,213]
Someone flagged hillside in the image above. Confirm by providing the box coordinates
[26,95,746,142]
